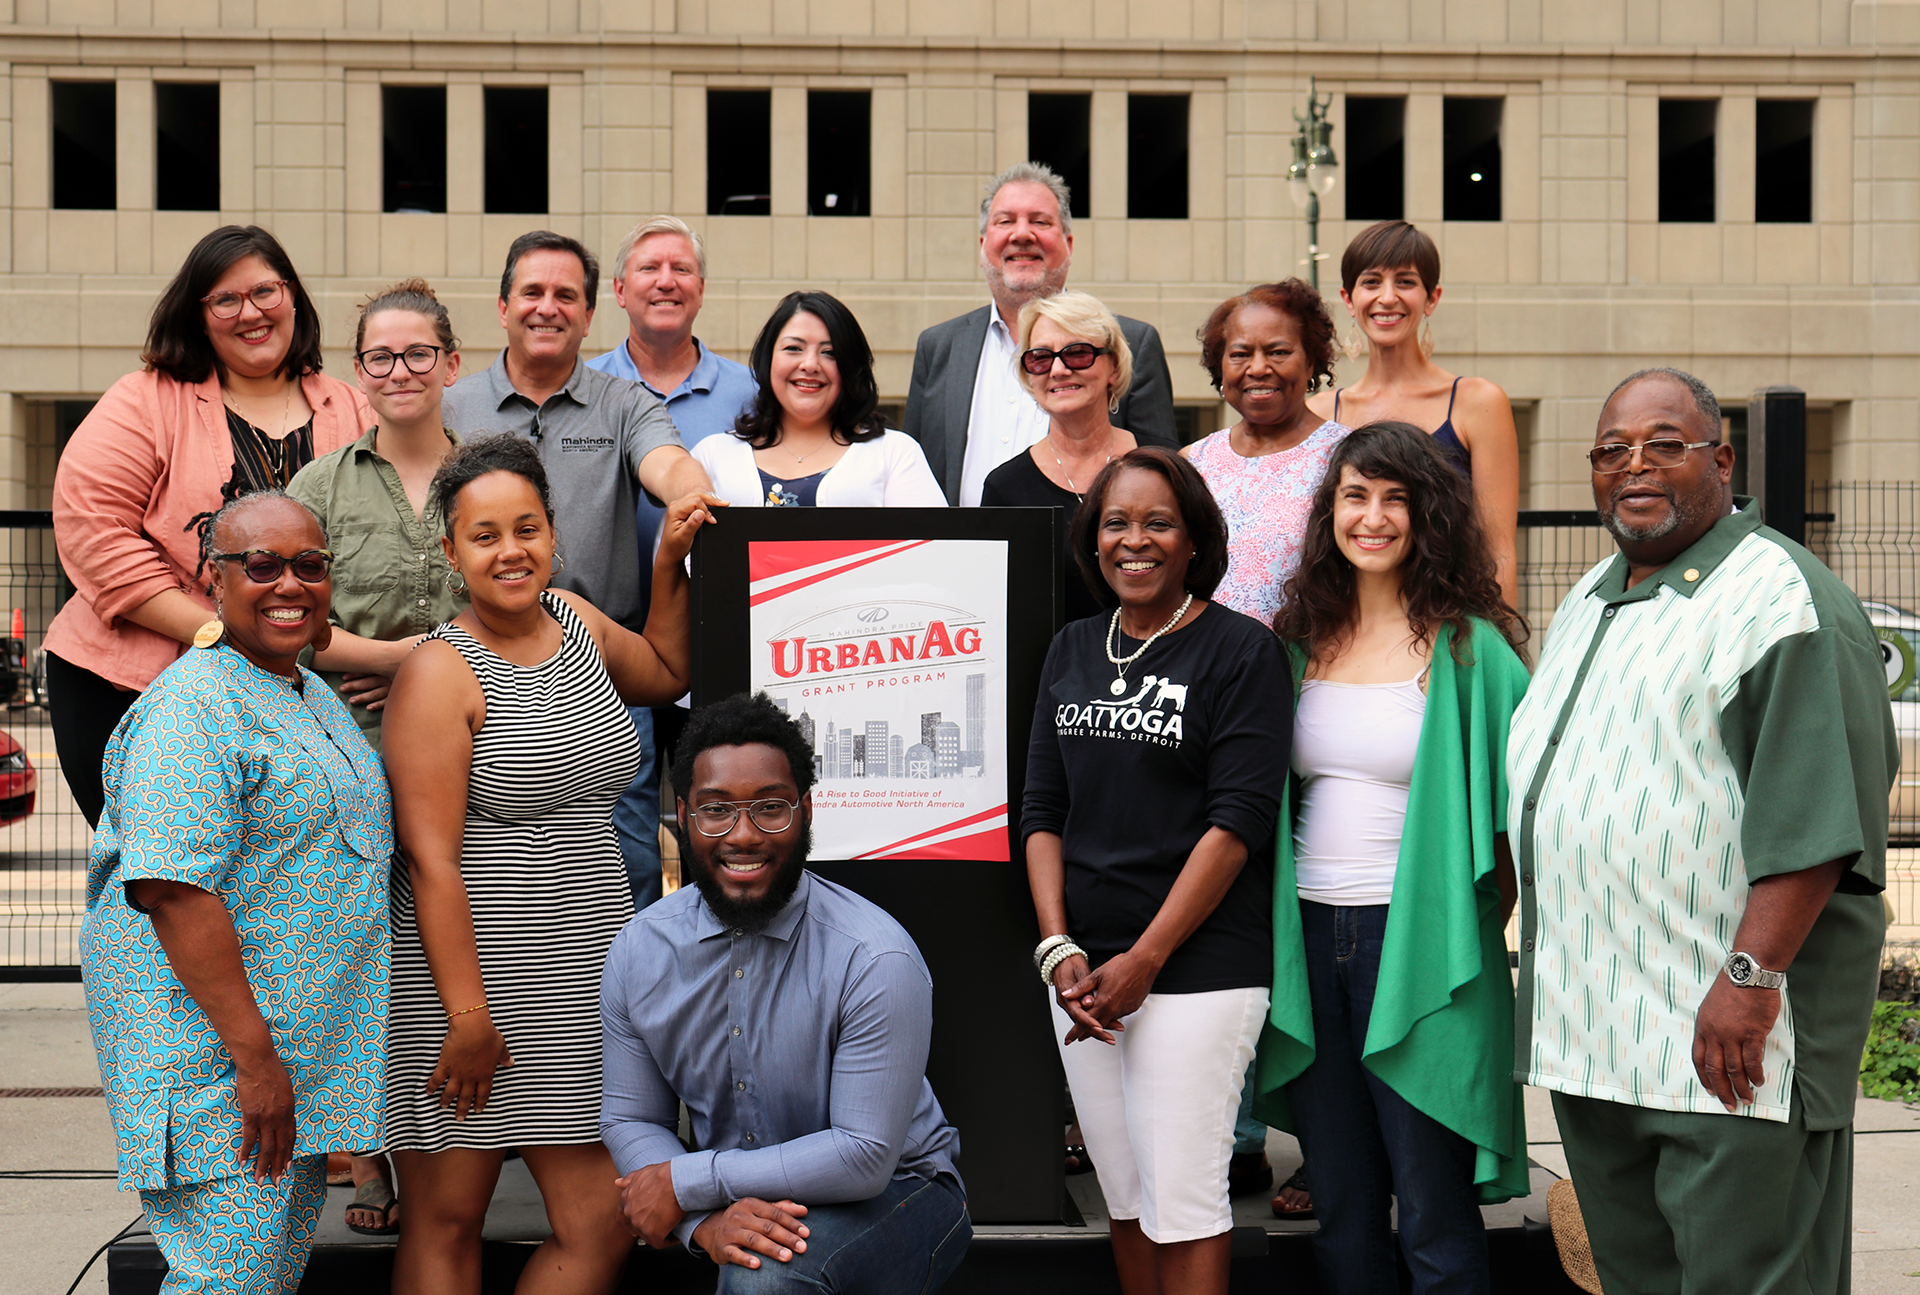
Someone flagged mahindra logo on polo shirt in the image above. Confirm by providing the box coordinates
[558,435,617,451]
[1055,674,1189,745]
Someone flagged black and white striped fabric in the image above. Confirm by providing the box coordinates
[385,591,641,1151]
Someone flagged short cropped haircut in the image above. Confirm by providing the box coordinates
[1339,220,1442,297]
[497,231,599,312]
[1196,279,1338,394]
[1600,367,1722,438]
[670,692,818,804]
[354,277,459,354]
[1069,447,1230,608]
[979,161,1074,237]
[195,489,325,587]
[612,215,707,281]
[1016,291,1134,411]
[143,225,325,384]
[430,433,555,539]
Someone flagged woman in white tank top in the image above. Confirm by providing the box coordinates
[1253,422,1532,1295]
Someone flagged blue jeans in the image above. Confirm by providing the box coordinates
[714,1174,971,1294]
[612,703,661,910]
[1286,902,1489,1295]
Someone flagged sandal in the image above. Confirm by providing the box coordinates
[1270,1167,1314,1219]
[1064,1142,1096,1176]
[344,1176,400,1235]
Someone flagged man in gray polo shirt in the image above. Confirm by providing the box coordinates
[443,230,713,910]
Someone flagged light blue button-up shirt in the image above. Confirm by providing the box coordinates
[600,870,962,1247]
[586,336,757,626]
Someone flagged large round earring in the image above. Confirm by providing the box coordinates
[552,552,566,574]
[446,569,469,597]
[1420,317,1435,359]
[193,619,224,649]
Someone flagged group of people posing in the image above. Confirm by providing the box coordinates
[57,158,1894,1295]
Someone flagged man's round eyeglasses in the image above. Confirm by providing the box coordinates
[1588,439,1719,474]
[357,345,448,378]
[689,798,800,837]
[1020,343,1110,376]
[213,549,335,585]
[200,280,289,320]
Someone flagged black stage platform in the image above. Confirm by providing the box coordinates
[106,1154,1586,1293]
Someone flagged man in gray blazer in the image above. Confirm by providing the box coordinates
[903,162,1178,505]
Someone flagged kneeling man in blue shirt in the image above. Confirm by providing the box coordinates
[601,691,971,1290]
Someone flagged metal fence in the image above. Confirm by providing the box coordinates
[0,511,88,977]
[1,494,1915,977]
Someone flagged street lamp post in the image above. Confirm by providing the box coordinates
[1288,78,1340,289]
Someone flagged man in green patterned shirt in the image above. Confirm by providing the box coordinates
[1508,367,1896,1295]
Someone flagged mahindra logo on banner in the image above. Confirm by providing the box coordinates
[769,622,985,678]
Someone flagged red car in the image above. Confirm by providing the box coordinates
[0,730,36,825]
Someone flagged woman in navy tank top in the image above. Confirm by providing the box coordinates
[1305,221,1520,611]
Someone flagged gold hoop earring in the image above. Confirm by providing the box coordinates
[1420,317,1435,359]
[552,552,566,574]
[446,570,469,597]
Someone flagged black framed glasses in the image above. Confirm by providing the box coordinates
[1019,343,1111,376]
[212,549,335,584]
[356,345,447,378]
[200,279,289,319]
[1588,439,1720,473]
[688,798,800,837]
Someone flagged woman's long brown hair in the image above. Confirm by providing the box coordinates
[1273,421,1526,665]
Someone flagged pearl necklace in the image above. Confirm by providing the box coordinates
[1104,593,1193,696]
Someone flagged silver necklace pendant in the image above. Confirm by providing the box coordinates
[1110,676,1128,696]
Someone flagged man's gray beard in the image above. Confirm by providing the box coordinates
[1600,485,1697,544]
[984,265,1067,311]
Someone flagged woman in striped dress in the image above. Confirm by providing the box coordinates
[380,434,720,1294]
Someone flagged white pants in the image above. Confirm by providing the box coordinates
[1052,984,1269,1244]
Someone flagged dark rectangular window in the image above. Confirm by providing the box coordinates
[484,87,548,214]
[1128,94,1188,220]
[1755,99,1814,224]
[1443,96,1502,221]
[1658,98,1717,223]
[808,90,870,217]
[1028,92,1090,219]
[1343,96,1405,221]
[382,85,446,214]
[708,89,772,216]
[52,81,116,210]
[155,83,219,212]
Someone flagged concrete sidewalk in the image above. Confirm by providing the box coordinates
[4,979,1917,1294]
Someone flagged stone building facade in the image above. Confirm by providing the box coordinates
[0,0,1914,519]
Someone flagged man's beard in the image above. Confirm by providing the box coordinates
[684,819,811,934]
[984,260,1067,309]
[1599,478,1701,545]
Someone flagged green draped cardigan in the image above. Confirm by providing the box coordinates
[1251,616,1532,1204]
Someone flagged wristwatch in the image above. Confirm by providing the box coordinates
[1723,952,1787,990]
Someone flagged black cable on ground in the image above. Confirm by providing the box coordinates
[0,1168,117,1179]
[63,1213,149,1295]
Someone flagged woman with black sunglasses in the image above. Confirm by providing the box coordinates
[982,291,1140,623]
[48,225,371,827]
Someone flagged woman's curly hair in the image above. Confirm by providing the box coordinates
[1273,421,1525,664]
[1195,279,1337,395]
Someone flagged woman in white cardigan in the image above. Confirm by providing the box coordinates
[693,290,946,508]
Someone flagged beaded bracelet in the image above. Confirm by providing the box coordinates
[1032,933,1074,972]
[446,1002,489,1021]
[1038,943,1086,987]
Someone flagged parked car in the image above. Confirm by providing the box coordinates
[1865,601,1920,840]
[0,729,36,826]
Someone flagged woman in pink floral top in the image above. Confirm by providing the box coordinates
[1183,280,1348,628]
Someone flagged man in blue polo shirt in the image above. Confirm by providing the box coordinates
[588,215,759,772]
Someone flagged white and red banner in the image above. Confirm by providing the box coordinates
[748,538,1010,861]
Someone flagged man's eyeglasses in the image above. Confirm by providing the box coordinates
[200,280,289,320]
[213,549,335,584]
[1588,439,1719,474]
[1019,343,1111,376]
[688,798,801,837]
[357,345,448,378]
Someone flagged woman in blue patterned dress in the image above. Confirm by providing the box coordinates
[81,490,392,1295]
